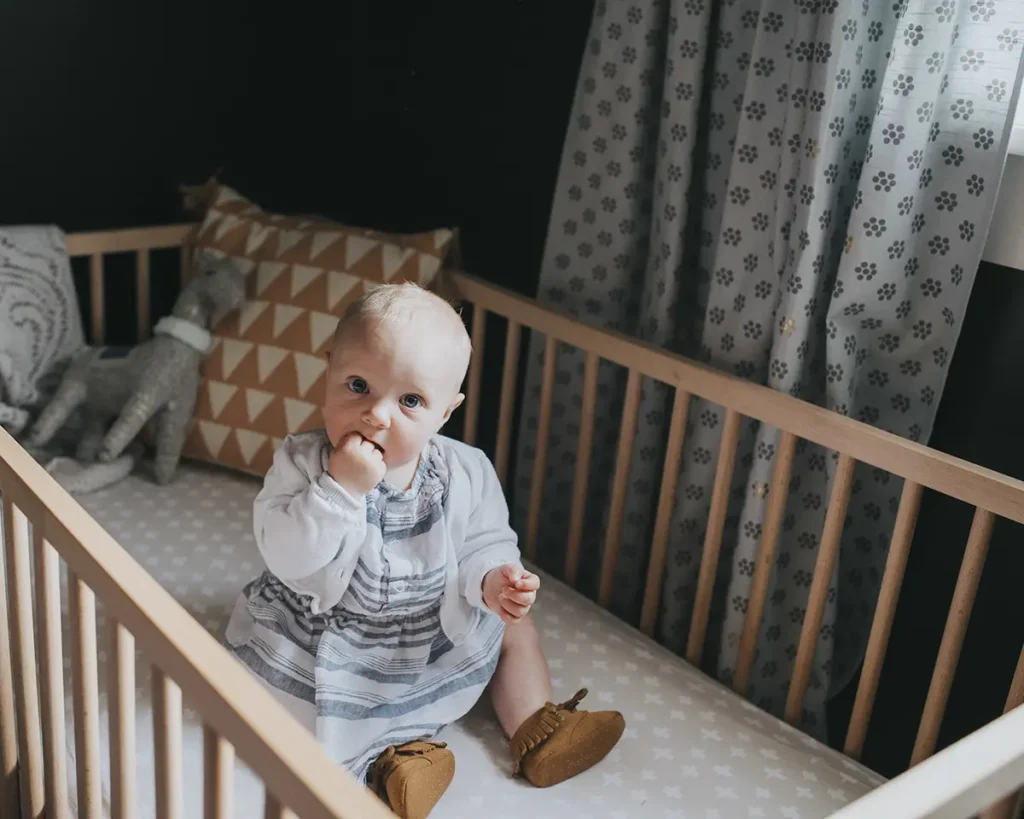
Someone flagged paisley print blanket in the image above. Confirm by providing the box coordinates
[0,225,84,434]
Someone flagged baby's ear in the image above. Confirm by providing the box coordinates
[442,393,465,423]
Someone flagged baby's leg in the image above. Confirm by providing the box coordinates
[492,614,625,787]
[490,614,552,737]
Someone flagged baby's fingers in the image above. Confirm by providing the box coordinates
[514,571,540,592]
[501,589,536,607]
[500,598,530,620]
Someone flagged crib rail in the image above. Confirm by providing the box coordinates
[4,218,388,819]
[829,701,1024,819]
[448,269,1024,819]
[66,223,196,345]
[0,429,393,819]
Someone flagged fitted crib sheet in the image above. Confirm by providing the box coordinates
[55,461,885,818]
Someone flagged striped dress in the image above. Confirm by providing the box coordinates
[224,440,507,782]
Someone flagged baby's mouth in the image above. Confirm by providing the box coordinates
[362,435,385,455]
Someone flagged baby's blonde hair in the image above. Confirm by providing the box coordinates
[331,282,473,378]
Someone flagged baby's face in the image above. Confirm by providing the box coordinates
[323,321,465,472]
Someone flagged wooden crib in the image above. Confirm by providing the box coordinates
[1,223,1024,819]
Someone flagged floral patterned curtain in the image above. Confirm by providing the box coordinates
[513,0,1024,736]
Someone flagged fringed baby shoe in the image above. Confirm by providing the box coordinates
[369,740,455,819]
[509,688,625,787]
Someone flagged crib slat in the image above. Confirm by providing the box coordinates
[686,408,742,664]
[204,726,234,819]
[733,429,798,696]
[911,506,995,766]
[844,479,923,759]
[2,499,44,817]
[493,320,522,487]
[564,351,599,587]
[979,643,1024,819]
[598,368,643,608]
[785,452,856,725]
[526,335,557,561]
[981,791,1023,819]
[35,530,69,819]
[640,388,690,636]
[110,620,136,819]
[136,250,151,341]
[90,253,105,345]
[1002,642,1024,721]
[70,572,102,818]
[0,494,17,819]
[462,306,487,447]
[265,792,294,819]
[154,667,183,819]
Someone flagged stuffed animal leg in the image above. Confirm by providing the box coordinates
[97,386,171,465]
[28,376,87,447]
[151,399,195,484]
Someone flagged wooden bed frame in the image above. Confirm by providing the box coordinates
[1,224,1023,818]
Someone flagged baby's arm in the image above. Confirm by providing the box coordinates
[253,436,373,610]
[457,450,538,622]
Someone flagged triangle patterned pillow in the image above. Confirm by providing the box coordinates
[181,184,457,476]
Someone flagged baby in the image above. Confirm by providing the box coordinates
[225,282,624,818]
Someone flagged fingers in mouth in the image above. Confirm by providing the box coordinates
[360,435,385,455]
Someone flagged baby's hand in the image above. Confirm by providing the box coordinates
[328,433,386,496]
[482,564,539,625]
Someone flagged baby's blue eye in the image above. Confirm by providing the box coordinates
[400,394,422,409]
[349,378,368,394]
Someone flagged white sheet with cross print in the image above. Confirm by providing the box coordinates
[59,461,884,818]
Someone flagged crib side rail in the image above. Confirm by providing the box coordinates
[65,223,196,257]
[0,433,391,819]
[830,701,1024,819]
[66,223,197,345]
[67,228,1024,524]
[448,270,1024,525]
[448,268,1024,819]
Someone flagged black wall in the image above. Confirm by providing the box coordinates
[1,1,593,294]
[6,0,1024,781]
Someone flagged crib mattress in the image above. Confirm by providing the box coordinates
[58,461,884,818]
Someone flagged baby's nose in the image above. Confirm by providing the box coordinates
[364,402,391,428]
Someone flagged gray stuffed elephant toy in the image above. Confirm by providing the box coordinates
[27,252,246,484]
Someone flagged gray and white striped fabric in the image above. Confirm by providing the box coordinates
[224,448,505,782]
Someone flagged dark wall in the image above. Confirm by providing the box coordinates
[1,1,593,294]
[6,0,1024,782]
